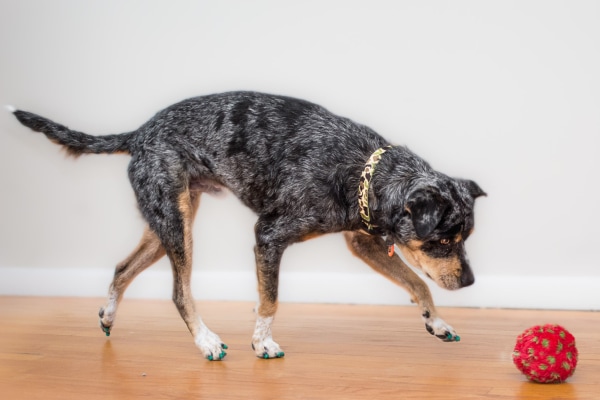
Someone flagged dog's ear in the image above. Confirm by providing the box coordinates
[462,179,487,199]
[405,188,448,238]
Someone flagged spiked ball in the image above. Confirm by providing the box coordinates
[512,324,578,383]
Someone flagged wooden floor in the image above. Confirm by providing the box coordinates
[1,297,599,399]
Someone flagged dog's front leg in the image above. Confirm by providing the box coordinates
[344,231,460,342]
[251,221,287,359]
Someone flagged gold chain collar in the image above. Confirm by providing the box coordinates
[358,145,393,233]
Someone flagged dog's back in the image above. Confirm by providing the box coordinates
[13,92,388,229]
[150,93,389,221]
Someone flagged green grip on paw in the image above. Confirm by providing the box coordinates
[446,332,460,342]
[262,351,284,359]
[208,351,227,361]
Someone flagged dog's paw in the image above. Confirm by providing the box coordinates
[423,315,460,342]
[251,337,285,359]
[195,330,228,361]
[251,315,284,359]
[98,307,113,337]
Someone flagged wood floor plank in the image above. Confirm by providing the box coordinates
[1,297,599,399]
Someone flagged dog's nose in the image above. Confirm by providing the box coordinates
[460,269,475,287]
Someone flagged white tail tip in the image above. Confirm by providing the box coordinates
[5,105,16,113]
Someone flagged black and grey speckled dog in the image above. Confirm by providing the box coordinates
[10,91,485,360]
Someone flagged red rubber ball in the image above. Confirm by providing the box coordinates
[512,324,578,383]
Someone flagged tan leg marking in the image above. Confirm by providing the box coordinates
[99,227,165,334]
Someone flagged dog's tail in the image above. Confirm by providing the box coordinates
[8,106,134,157]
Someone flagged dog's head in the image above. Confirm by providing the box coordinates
[380,176,486,290]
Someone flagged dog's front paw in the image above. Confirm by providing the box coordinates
[195,330,228,361]
[252,337,285,359]
[423,314,460,342]
[252,315,284,359]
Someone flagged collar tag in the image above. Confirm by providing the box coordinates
[384,235,395,257]
[388,245,395,257]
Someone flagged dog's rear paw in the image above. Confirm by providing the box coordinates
[195,330,228,361]
[98,307,113,337]
[424,316,460,342]
[252,337,285,359]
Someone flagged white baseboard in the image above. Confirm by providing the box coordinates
[1,266,598,310]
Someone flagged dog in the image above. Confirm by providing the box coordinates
[10,91,485,360]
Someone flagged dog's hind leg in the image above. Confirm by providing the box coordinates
[130,162,226,360]
[98,192,201,336]
[98,227,166,336]
[344,231,461,342]
[98,190,203,336]
[167,189,227,360]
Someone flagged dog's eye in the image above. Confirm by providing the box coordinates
[440,238,451,245]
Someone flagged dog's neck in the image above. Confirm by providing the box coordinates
[358,145,393,234]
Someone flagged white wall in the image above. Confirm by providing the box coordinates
[1,0,599,309]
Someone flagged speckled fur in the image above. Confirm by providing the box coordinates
[12,91,485,359]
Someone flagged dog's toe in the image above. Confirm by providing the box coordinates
[435,331,460,342]
[206,344,228,361]
[100,321,112,337]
